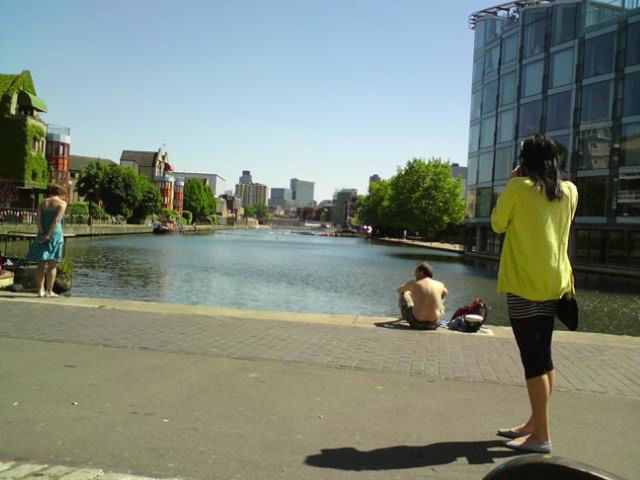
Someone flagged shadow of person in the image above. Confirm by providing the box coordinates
[305,440,520,471]
[374,319,413,330]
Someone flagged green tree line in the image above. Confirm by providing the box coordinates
[75,162,161,223]
[357,157,464,238]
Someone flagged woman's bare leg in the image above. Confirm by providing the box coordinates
[45,260,59,297]
[35,261,46,296]
[508,372,552,447]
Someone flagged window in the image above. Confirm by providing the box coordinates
[499,71,516,106]
[523,13,547,58]
[473,58,483,84]
[484,44,500,74]
[470,90,481,120]
[549,48,574,88]
[492,184,505,209]
[623,71,640,117]
[521,60,544,97]
[465,189,477,219]
[546,91,572,131]
[474,21,486,51]
[621,123,640,167]
[494,147,514,180]
[631,231,640,268]
[482,81,498,114]
[583,33,615,78]
[576,176,608,216]
[581,80,612,123]
[627,22,640,66]
[552,134,570,171]
[551,3,577,46]
[476,187,493,217]
[607,231,629,265]
[579,127,611,169]
[484,17,502,45]
[467,155,478,185]
[502,34,518,63]
[480,116,496,148]
[587,230,605,263]
[469,124,480,153]
[617,172,640,217]
[519,100,542,137]
[478,151,493,183]
[575,229,589,262]
[497,109,515,143]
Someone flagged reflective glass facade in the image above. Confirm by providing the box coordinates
[465,1,640,272]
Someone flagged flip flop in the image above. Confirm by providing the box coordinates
[497,428,531,439]
[504,438,552,454]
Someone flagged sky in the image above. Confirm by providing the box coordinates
[1,0,491,202]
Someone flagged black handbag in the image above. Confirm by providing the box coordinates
[556,294,579,331]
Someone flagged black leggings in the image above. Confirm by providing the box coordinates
[510,315,554,380]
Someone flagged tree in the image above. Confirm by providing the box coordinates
[357,180,392,229]
[388,158,464,238]
[184,178,215,220]
[243,204,270,223]
[357,158,464,238]
[75,161,108,221]
[181,210,193,225]
[99,165,143,219]
[130,175,161,223]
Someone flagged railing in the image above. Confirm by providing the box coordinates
[0,208,112,226]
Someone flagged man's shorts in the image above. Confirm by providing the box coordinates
[400,297,438,330]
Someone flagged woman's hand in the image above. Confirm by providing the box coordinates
[510,165,526,178]
[39,233,51,244]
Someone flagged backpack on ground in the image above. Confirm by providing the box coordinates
[446,298,489,333]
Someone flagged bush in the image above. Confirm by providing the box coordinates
[181,210,193,225]
[160,208,179,221]
[58,258,74,276]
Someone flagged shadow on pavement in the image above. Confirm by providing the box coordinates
[374,319,413,330]
[305,440,521,470]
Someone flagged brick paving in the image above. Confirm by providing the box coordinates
[1,298,639,399]
[0,461,179,480]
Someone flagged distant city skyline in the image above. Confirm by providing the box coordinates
[1,0,490,201]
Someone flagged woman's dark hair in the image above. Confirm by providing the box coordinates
[48,183,67,197]
[520,134,564,201]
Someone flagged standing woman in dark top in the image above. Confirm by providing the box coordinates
[491,135,578,454]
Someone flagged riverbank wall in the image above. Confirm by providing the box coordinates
[0,223,237,237]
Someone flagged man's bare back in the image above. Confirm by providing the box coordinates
[397,262,448,327]
[404,277,447,322]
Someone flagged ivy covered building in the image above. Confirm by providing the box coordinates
[0,70,49,208]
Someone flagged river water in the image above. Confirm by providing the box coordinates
[8,229,640,336]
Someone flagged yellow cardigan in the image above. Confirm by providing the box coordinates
[491,177,578,301]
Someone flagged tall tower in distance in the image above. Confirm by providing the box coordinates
[290,178,315,207]
[239,170,253,185]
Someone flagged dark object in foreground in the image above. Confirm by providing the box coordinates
[556,294,579,331]
[484,455,624,480]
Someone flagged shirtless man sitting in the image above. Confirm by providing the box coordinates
[397,261,448,330]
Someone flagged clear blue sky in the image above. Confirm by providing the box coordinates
[2,0,490,202]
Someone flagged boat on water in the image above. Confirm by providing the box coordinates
[152,220,182,234]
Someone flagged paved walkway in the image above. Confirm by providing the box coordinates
[0,461,179,480]
[2,293,640,480]
[1,293,639,399]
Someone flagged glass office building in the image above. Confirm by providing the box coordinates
[465,0,640,273]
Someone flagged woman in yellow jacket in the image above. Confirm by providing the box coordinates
[491,134,578,454]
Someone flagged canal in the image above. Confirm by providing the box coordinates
[7,229,640,336]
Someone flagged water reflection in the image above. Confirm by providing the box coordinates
[13,229,640,336]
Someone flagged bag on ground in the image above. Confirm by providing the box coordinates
[446,298,489,333]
